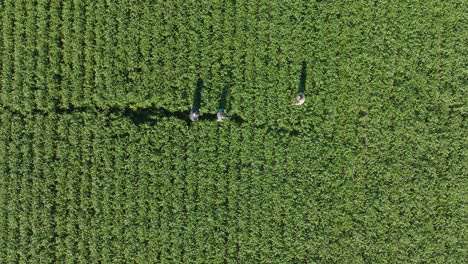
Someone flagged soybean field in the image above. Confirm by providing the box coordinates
[0,0,466,263]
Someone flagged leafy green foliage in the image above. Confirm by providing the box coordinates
[0,0,465,263]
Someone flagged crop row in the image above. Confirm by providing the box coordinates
[1,1,463,124]
[0,106,464,263]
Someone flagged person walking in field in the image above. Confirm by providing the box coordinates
[189,108,200,121]
[292,92,305,105]
[217,108,229,122]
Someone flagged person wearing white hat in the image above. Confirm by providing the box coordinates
[217,108,229,122]
[292,92,305,105]
[189,108,200,121]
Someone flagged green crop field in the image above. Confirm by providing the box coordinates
[0,0,466,263]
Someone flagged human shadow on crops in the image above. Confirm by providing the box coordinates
[192,78,203,112]
[123,77,244,125]
[191,78,217,121]
[123,106,191,126]
[218,71,232,110]
[297,61,307,94]
[123,78,205,126]
[207,70,245,123]
[196,74,245,123]
[229,114,245,124]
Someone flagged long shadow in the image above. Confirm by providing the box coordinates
[217,71,245,124]
[192,78,204,111]
[199,113,217,121]
[121,76,247,125]
[218,71,232,110]
[120,78,206,126]
[123,106,190,126]
[297,61,307,94]
[230,114,245,124]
